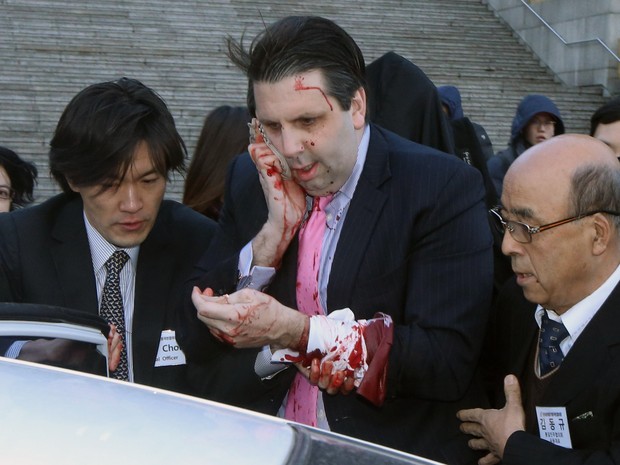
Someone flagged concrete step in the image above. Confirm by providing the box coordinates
[0,0,607,202]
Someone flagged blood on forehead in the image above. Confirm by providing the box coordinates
[294,76,334,111]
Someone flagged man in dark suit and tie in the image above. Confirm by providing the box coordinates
[179,16,493,464]
[458,134,620,464]
[0,77,216,393]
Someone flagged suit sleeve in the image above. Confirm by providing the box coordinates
[177,154,282,405]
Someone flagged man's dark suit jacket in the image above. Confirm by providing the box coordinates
[179,124,494,464]
[485,278,620,465]
[0,193,216,394]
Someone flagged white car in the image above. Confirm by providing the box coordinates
[0,303,444,464]
[0,357,444,465]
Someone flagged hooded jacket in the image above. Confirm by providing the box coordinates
[366,52,455,155]
[487,94,565,196]
[438,85,494,161]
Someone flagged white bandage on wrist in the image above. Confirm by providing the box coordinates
[271,308,369,386]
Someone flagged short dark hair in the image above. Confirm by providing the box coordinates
[0,146,38,209]
[226,16,367,118]
[570,163,620,230]
[590,97,620,136]
[49,77,186,194]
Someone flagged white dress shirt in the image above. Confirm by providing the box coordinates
[535,262,620,375]
[84,213,139,381]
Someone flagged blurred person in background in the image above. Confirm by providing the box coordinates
[590,96,620,158]
[438,84,494,161]
[488,94,564,196]
[0,146,37,212]
[183,105,251,221]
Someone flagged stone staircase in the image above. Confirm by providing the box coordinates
[0,0,607,202]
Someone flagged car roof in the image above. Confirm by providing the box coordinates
[0,357,294,465]
[0,357,444,465]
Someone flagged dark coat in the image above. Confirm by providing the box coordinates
[484,278,620,465]
[0,193,216,394]
[366,51,456,155]
[179,124,494,464]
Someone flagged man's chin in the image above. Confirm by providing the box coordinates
[109,230,151,248]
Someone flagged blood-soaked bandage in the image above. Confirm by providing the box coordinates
[272,308,393,406]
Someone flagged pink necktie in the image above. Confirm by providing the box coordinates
[285,195,331,426]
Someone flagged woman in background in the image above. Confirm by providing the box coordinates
[183,105,251,220]
[0,146,37,212]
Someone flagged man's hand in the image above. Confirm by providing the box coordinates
[192,286,307,349]
[249,140,306,268]
[107,324,123,372]
[296,358,356,396]
[457,375,526,465]
[18,339,94,371]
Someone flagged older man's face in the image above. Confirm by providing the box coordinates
[500,161,596,314]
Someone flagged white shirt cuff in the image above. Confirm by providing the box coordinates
[254,345,289,379]
[238,241,276,290]
[4,340,28,359]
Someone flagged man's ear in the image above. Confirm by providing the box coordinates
[592,213,613,256]
[351,87,367,130]
[66,179,80,194]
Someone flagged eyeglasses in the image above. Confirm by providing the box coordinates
[531,118,556,130]
[0,186,13,202]
[489,206,620,244]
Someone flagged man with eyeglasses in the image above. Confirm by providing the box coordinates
[458,134,620,465]
[487,94,564,197]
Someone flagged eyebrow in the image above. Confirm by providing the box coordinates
[137,168,160,178]
[505,206,536,220]
[259,111,322,126]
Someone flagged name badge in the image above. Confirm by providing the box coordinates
[154,330,186,367]
[536,406,572,448]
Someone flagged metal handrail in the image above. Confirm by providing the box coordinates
[519,0,620,63]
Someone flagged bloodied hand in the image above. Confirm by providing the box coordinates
[192,286,308,350]
[248,131,306,268]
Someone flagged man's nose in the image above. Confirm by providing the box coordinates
[279,127,304,158]
[501,228,522,257]
[119,184,142,212]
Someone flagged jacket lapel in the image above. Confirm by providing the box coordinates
[50,196,99,314]
[328,125,389,311]
[507,295,538,377]
[132,212,175,384]
[543,282,620,405]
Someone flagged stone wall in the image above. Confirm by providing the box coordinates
[485,0,620,95]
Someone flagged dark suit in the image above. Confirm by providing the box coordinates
[485,278,620,465]
[179,124,494,463]
[0,193,216,394]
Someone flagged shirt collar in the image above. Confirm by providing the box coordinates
[83,211,140,272]
[535,262,620,339]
